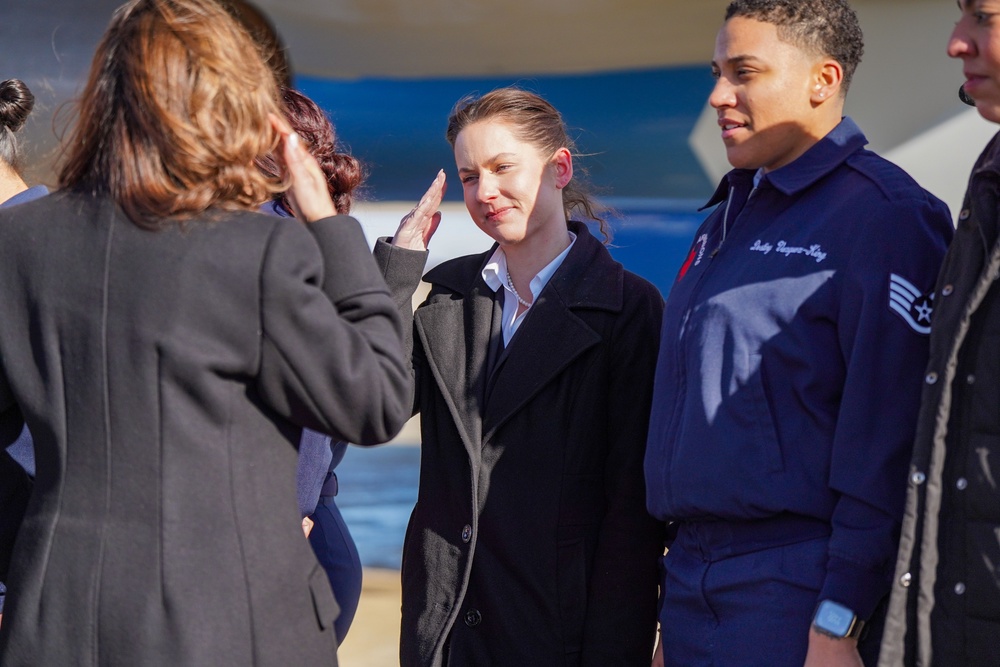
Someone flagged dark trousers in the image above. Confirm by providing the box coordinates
[659,518,886,666]
[309,495,363,644]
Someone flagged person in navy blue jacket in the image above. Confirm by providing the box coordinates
[0,77,48,626]
[643,2,954,666]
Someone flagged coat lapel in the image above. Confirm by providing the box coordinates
[416,222,623,452]
[482,290,601,442]
[415,275,496,458]
[482,222,621,441]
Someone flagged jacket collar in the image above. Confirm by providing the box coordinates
[0,185,49,209]
[423,220,623,313]
[415,220,620,455]
[702,117,869,208]
[971,129,1000,179]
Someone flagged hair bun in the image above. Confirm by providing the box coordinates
[0,79,36,133]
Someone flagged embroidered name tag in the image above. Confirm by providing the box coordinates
[750,240,827,263]
[889,274,934,335]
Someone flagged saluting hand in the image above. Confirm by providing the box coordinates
[392,170,446,251]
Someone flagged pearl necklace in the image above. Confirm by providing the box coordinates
[505,268,532,308]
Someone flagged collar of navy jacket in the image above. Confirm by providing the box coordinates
[414,220,623,452]
[701,117,870,210]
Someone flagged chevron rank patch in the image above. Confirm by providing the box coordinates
[889,274,934,335]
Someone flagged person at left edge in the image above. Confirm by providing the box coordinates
[0,77,49,629]
[644,1,954,665]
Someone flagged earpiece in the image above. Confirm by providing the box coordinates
[959,85,976,106]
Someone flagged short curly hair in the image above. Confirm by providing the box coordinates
[725,0,864,92]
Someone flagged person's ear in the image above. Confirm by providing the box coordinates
[552,147,573,189]
[811,59,844,104]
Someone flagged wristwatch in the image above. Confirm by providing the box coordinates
[812,599,865,640]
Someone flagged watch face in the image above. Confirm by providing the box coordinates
[815,600,855,637]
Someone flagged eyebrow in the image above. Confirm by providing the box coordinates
[457,152,517,174]
[711,55,762,69]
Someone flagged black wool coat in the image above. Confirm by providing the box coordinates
[0,192,411,666]
[376,221,665,667]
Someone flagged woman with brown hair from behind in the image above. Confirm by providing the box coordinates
[0,1,410,665]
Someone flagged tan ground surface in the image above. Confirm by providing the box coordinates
[336,568,403,667]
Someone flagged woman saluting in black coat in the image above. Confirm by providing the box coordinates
[378,88,665,666]
[0,1,410,664]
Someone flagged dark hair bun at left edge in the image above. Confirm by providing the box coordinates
[0,79,35,133]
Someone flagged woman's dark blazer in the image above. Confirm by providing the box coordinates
[0,191,411,666]
[376,221,665,667]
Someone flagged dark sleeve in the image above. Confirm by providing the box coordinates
[0,450,31,582]
[582,277,666,666]
[255,215,412,445]
[0,266,32,608]
[296,429,334,518]
[0,370,30,583]
[372,238,430,417]
[823,196,953,619]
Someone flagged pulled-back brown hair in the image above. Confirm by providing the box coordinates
[0,79,35,174]
[446,87,610,242]
[257,88,364,215]
[59,0,283,227]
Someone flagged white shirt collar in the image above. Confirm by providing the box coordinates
[481,230,577,300]
[481,230,578,345]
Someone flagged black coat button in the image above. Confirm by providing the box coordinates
[461,525,473,543]
[465,609,482,627]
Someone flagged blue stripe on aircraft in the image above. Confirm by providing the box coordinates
[297,65,715,203]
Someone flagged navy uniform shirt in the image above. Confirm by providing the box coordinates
[644,118,954,618]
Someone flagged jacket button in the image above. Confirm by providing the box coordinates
[465,609,482,627]
[925,372,939,385]
[968,374,976,385]
[957,478,968,491]
[941,284,954,296]
[955,582,966,595]
[461,525,473,543]
[959,209,970,221]
[900,572,912,588]
[911,471,927,485]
